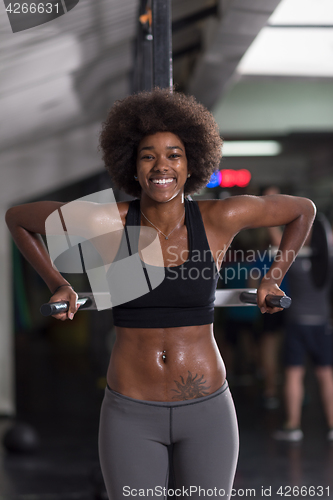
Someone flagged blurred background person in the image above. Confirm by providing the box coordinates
[273,225,333,442]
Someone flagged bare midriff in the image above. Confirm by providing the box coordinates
[106,323,226,402]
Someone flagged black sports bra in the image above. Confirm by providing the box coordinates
[110,199,219,328]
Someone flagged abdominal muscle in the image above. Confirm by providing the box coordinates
[106,323,226,402]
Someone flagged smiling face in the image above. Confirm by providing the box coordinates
[136,131,189,203]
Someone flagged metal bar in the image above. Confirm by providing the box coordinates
[214,288,257,307]
[40,289,292,316]
[152,0,173,90]
[133,0,153,92]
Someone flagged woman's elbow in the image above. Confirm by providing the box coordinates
[296,197,316,222]
[5,206,18,229]
[304,198,317,220]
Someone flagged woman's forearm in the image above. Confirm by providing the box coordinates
[9,225,69,293]
[6,204,70,294]
[266,226,283,248]
[257,199,315,312]
[263,206,315,286]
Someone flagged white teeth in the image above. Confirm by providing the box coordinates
[151,178,174,184]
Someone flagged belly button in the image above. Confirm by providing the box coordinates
[162,350,166,363]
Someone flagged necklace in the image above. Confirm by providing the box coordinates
[140,209,185,240]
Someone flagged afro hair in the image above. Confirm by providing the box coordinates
[99,88,223,197]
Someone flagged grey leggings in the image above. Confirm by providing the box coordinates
[99,381,239,499]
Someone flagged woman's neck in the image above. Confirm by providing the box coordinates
[139,193,186,234]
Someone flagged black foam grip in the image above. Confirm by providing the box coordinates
[40,297,92,316]
[40,301,69,316]
[265,294,292,309]
[239,292,292,309]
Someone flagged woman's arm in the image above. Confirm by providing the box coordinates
[266,225,283,248]
[209,194,316,313]
[6,199,127,320]
[256,196,315,313]
[262,187,284,248]
[5,201,78,321]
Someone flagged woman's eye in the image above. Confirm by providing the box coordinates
[170,154,180,158]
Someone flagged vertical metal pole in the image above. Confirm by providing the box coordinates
[133,1,153,93]
[152,0,173,90]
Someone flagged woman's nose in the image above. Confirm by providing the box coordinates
[153,156,168,171]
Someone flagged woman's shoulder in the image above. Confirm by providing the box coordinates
[196,195,258,219]
[48,199,131,237]
[196,196,258,235]
[72,199,131,225]
[196,197,236,221]
[116,201,131,226]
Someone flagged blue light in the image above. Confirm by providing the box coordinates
[206,170,221,188]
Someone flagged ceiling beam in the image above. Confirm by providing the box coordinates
[187,0,282,109]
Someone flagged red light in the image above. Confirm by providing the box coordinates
[220,169,251,188]
[237,169,252,187]
[220,169,234,187]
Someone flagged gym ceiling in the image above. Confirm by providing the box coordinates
[0,0,333,203]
